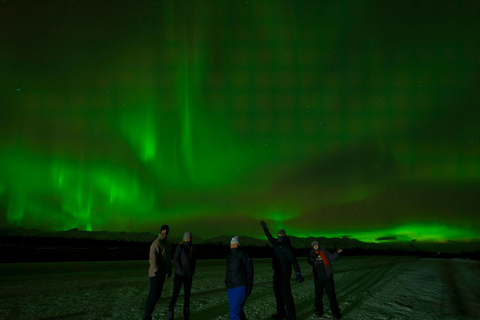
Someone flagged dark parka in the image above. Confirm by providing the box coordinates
[174,242,196,277]
[225,248,254,295]
[263,227,301,275]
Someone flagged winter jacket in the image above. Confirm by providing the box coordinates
[174,242,196,277]
[148,233,172,277]
[307,247,339,279]
[263,227,301,275]
[225,248,254,294]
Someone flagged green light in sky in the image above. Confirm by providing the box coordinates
[119,102,156,162]
[390,224,477,242]
[287,223,478,243]
[1,1,479,243]
[180,61,195,180]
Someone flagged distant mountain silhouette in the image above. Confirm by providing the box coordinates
[1,227,479,254]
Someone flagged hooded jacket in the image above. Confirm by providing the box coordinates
[262,227,301,275]
[225,247,254,294]
[307,246,339,279]
[148,233,172,277]
[174,242,196,277]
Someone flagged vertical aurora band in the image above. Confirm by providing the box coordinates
[0,1,479,241]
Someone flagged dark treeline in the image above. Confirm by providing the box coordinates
[1,236,478,263]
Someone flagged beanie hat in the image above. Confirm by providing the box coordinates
[278,229,286,237]
[311,240,319,248]
[183,232,192,241]
[231,236,240,245]
[160,225,169,232]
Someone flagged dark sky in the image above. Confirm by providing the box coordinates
[1,0,479,242]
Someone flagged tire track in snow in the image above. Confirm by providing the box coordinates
[331,257,404,319]
[293,256,407,319]
[188,273,316,320]
[441,259,480,318]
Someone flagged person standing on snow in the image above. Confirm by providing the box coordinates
[143,224,172,320]
[225,236,254,320]
[167,232,196,320]
[260,221,304,320]
[308,240,342,319]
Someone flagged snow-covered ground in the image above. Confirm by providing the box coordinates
[0,256,479,319]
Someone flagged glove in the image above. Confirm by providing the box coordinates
[296,273,304,283]
[260,221,267,228]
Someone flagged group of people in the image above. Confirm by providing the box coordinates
[142,221,343,320]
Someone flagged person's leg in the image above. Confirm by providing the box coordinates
[239,287,248,320]
[228,286,247,320]
[168,274,184,312]
[183,276,193,319]
[273,271,286,317]
[280,275,296,320]
[314,278,325,315]
[325,278,341,317]
[143,274,166,320]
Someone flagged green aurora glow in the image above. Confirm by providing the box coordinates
[1,1,479,243]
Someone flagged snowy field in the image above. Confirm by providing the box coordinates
[0,256,479,320]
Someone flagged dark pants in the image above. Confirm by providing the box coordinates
[168,274,193,313]
[314,277,340,316]
[143,273,166,320]
[273,269,296,320]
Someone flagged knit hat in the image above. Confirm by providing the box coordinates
[231,236,240,245]
[160,225,169,232]
[311,240,319,248]
[277,229,286,237]
[183,232,192,241]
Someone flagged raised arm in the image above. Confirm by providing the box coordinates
[260,221,276,245]
[325,248,341,262]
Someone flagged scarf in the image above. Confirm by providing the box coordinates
[314,250,330,266]
[182,240,193,257]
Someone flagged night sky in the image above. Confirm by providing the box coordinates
[1,1,479,242]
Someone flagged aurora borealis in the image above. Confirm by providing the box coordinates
[1,1,479,242]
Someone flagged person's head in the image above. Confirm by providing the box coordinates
[311,240,320,251]
[230,236,240,249]
[183,232,192,243]
[160,225,169,239]
[277,229,286,242]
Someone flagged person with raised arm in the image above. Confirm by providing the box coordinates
[260,221,304,320]
[308,240,342,319]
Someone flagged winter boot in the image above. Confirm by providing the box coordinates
[183,307,190,320]
[315,309,323,317]
[166,310,174,320]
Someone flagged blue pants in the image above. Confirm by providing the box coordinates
[228,286,248,320]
